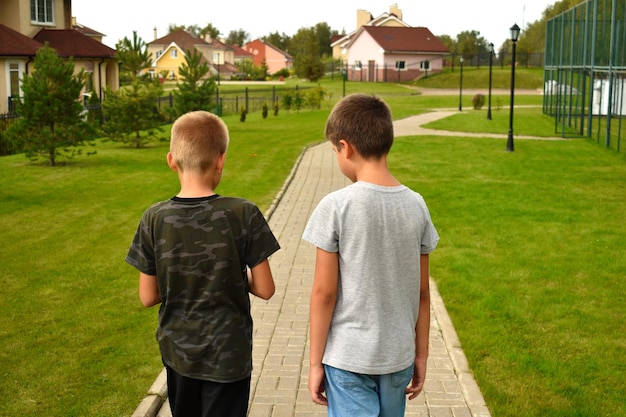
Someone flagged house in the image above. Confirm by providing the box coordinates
[145,30,240,81]
[242,39,292,75]
[331,4,409,64]
[345,26,449,82]
[0,0,118,113]
[332,5,449,82]
[231,44,253,66]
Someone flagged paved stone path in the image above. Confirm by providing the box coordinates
[132,113,494,417]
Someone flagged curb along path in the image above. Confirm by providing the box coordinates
[132,115,492,417]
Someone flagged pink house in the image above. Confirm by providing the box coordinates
[242,39,292,75]
[345,26,449,82]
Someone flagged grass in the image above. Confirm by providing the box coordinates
[1,71,624,416]
[390,136,626,416]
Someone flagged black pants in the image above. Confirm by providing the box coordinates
[165,365,251,417]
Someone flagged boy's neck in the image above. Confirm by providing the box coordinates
[176,172,220,198]
[353,158,401,187]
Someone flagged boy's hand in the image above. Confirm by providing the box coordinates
[308,364,328,406]
[405,358,427,400]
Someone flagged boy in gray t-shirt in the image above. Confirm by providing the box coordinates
[302,94,439,417]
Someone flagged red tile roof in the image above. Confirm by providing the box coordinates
[361,26,449,54]
[0,24,43,56]
[72,22,105,38]
[231,44,253,58]
[34,28,116,58]
[149,30,210,52]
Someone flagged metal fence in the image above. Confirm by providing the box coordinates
[0,85,313,155]
[543,0,626,152]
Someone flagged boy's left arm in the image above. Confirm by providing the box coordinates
[406,254,431,400]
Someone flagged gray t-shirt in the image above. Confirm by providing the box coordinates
[302,181,439,374]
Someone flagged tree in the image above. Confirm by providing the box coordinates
[313,22,333,57]
[437,34,456,56]
[172,49,216,116]
[262,31,291,52]
[115,31,151,82]
[290,28,324,82]
[225,29,250,46]
[5,45,95,166]
[456,30,489,58]
[101,79,164,148]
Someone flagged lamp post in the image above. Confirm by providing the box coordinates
[487,43,494,120]
[507,24,521,152]
[342,63,347,97]
[458,55,464,111]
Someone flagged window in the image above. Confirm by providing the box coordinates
[213,52,220,65]
[7,62,24,112]
[170,49,178,58]
[31,0,54,24]
[395,61,406,70]
[354,60,362,71]
[420,61,430,70]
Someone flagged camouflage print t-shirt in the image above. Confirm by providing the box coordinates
[125,195,280,382]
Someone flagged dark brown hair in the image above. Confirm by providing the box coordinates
[324,94,394,159]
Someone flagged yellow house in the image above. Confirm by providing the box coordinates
[145,30,240,81]
[0,0,118,113]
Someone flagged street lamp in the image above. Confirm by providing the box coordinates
[458,56,464,111]
[507,24,521,152]
[487,43,494,120]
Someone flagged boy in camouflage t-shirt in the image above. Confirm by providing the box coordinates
[126,111,280,417]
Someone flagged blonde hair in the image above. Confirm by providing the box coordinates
[325,94,394,159]
[170,111,229,172]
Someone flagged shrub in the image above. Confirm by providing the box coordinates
[472,94,486,110]
[240,108,247,122]
[262,102,268,119]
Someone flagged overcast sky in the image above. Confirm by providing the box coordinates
[72,0,555,50]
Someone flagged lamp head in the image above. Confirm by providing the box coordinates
[510,24,521,42]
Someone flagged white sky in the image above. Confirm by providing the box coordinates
[72,0,555,50]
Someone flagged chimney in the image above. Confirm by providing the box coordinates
[153,27,157,40]
[356,9,372,30]
[389,4,402,20]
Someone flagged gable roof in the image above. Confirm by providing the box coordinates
[148,30,210,52]
[244,39,293,60]
[231,44,253,59]
[0,24,43,56]
[331,11,410,48]
[34,28,116,58]
[72,22,105,38]
[355,26,449,54]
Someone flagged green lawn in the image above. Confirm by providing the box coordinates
[1,75,624,416]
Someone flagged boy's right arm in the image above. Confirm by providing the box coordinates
[308,248,339,406]
[248,259,276,300]
[139,272,161,307]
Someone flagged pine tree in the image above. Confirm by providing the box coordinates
[173,49,216,116]
[101,79,163,148]
[5,45,95,166]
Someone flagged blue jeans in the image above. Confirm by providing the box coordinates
[324,364,414,417]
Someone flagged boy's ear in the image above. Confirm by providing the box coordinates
[166,152,178,171]
[216,153,226,172]
[339,139,354,158]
